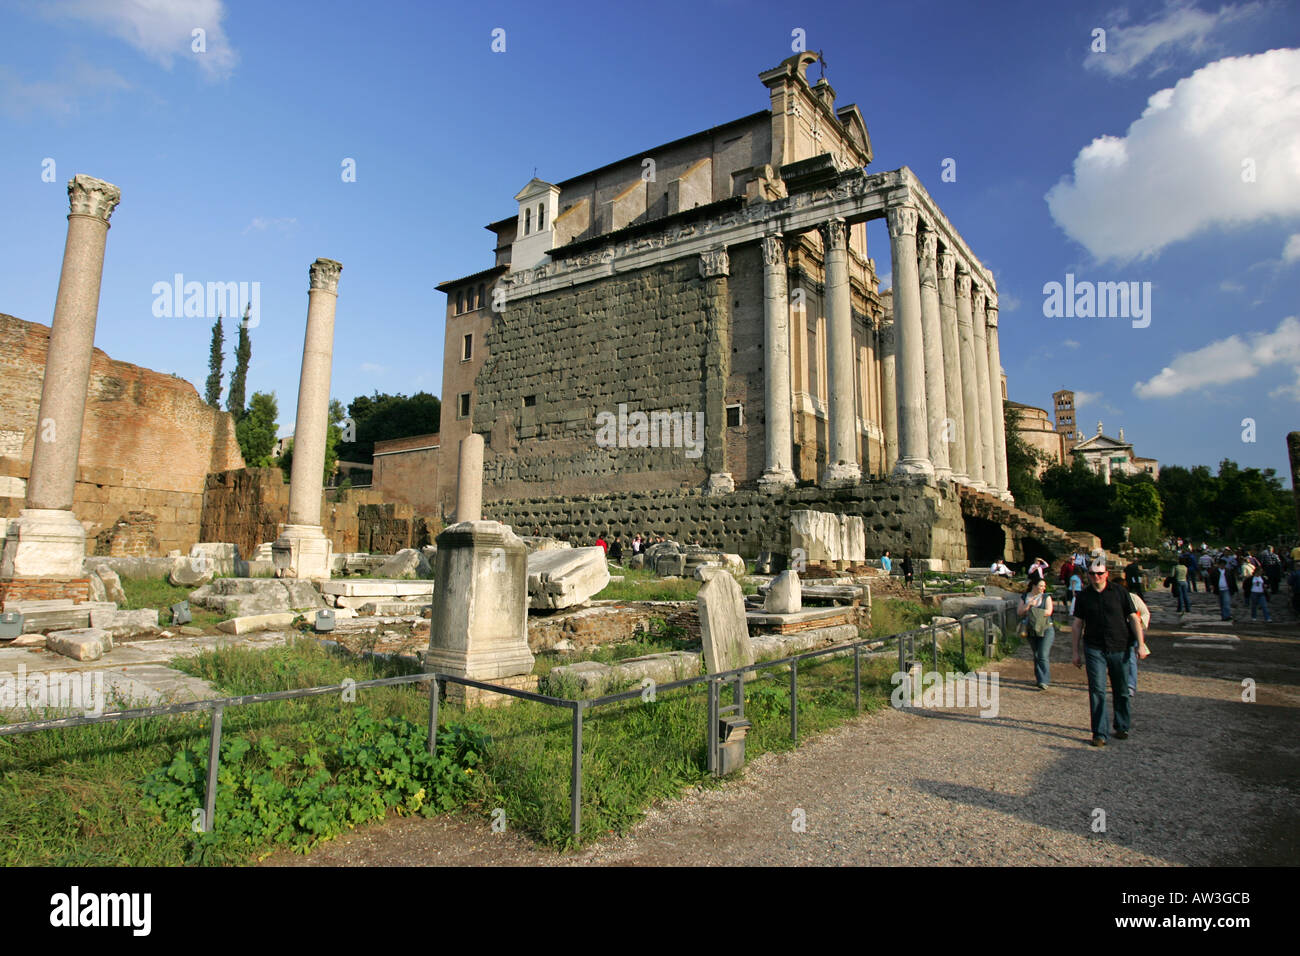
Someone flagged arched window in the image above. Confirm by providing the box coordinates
[524,208,531,235]
[538,203,546,230]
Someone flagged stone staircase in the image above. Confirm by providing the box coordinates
[958,486,1101,557]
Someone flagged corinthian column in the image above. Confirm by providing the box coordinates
[971,285,996,493]
[986,296,1012,501]
[820,219,860,486]
[886,203,933,481]
[938,251,967,482]
[917,226,950,480]
[879,312,898,473]
[2,175,120,580]
[758,235,796,491]
[954,268,985,490]
[274,258,342,581]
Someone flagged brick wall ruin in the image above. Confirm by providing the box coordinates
[482,480,969,564]
[0,312,245,554]
[200,468,436,556]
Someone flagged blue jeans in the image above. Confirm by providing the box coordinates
[1219,590,1232,619]
[1176,582,1191,611]
[1028,625,1054,687]
[1084,645,1131,740]
[1251,591,1271,621]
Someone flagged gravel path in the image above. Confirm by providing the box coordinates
[269,588,1299,867]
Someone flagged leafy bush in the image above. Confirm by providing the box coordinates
[142,707,489,863]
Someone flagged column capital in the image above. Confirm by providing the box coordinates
[972,286,988,315]
[886,203,918,240]
[938,250,956,281]
[819,217,848,250]
[67,174,121,223]
[309,258,343,294]
[699,248,730,279]
[918,227,938,288]
[760,234,786,267]
[986,299,999,329]
[954,269,972,300]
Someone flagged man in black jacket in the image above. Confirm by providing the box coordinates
[1072,559,1149,747]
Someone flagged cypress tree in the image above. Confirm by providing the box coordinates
[204,315,224,408]
[226,303,252,420]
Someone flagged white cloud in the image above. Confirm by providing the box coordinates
[243,217,298,234]
[1219,279,1245,292]
[1134,315,1300,397]
[1047,49,1300,263]
[1085,2,1259,77]
[1062,339,1081,348]
[0,57,131,118]
[999,293,1022,313]
[1284,233,1300,263]
[1073,389,1103,407]
[41,0,237,79]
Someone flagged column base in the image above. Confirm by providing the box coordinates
[891,457,935,483]
[272,524,333,581]
[933,465,954,482]
[820,462,861,487]
[704,473,735,496]
[756,467,797,493]
[0,509,87,579]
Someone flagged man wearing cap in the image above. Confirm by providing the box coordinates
[1071,558,1150,747]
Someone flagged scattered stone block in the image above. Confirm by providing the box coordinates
[92,565,127,604]
[188,578,326,617]
[178,626,204,636]
[190,543,242,576]
[10,633,46,647]
[168,556,214,587]
[697,571,754,675]
[763,570,802,613]
[47,628,111,661]
[216,612,300,635]
[521,536,572,553]
[87,572,107,603]
[654,553,686,577]
[375,548,431,580]
[527,547,610,610]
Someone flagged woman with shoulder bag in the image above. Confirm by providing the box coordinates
[1018,578,1055,690]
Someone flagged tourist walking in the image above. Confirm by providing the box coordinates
[1026,557,1049,588]
[1212,559,1237,621]
[1071,559,1149,747]
[1249,572,1272,623]
[1068,566,1084,615]
[902,550,914,587]
[880,550,892,573]
[1172,560,1191,613]
[1123,559,1145,598]
[1018,578,1055,690]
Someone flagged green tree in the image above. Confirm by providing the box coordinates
[1004,405,1046,508]
[1155,464,1218,541]
[204,315,224,408]
[1233,509,1283,545]
[236,391,279,467]
[226,306,252,421]
[339,391,441,464]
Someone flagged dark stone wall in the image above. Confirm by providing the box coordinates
[482,479,969,564]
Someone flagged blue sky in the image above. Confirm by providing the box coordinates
[2,0,1298,480]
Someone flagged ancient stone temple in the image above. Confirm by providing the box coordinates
[434,53,1059,566]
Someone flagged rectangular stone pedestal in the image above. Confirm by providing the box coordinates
[1,509,87,579]
[272,524,332,581]
[440,673,539,709]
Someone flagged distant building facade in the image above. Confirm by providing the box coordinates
[1053,388,1078,453]
[1072,422,1159,483]
[1006,399,1065,476]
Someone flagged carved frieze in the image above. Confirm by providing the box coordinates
[699,248,730,279]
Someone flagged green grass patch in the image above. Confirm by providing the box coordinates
[118,576,225,628]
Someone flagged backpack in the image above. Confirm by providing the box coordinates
[1024,599,1049,638]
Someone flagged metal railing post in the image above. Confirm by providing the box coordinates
[959,617,967,671]
[707,678,719,776]
[790,661,799,746]
[426,677,440,757]
[853,644,861,713]
[570,703,584,838]
[931,625,939,666]
[202,703,224,834]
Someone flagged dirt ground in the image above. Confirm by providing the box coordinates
[265,588,1299,867]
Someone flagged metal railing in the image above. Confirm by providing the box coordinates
[0,606,1018,839]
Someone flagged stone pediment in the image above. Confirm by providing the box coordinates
[1074,434,1130,452]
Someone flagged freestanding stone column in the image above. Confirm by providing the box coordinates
[971,285,997,493]
[1,175,120,581]
[986,296,1011,500]
[879,312,898,473]
[758,235,796,491]
[886,203,933,481]
[274,258,342,581]
[954,268,986,491]
[937,251,967,483]
[917,226,950,481]
[456,433,484,521]
[700,249,734,494]
[820,219,860,486]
